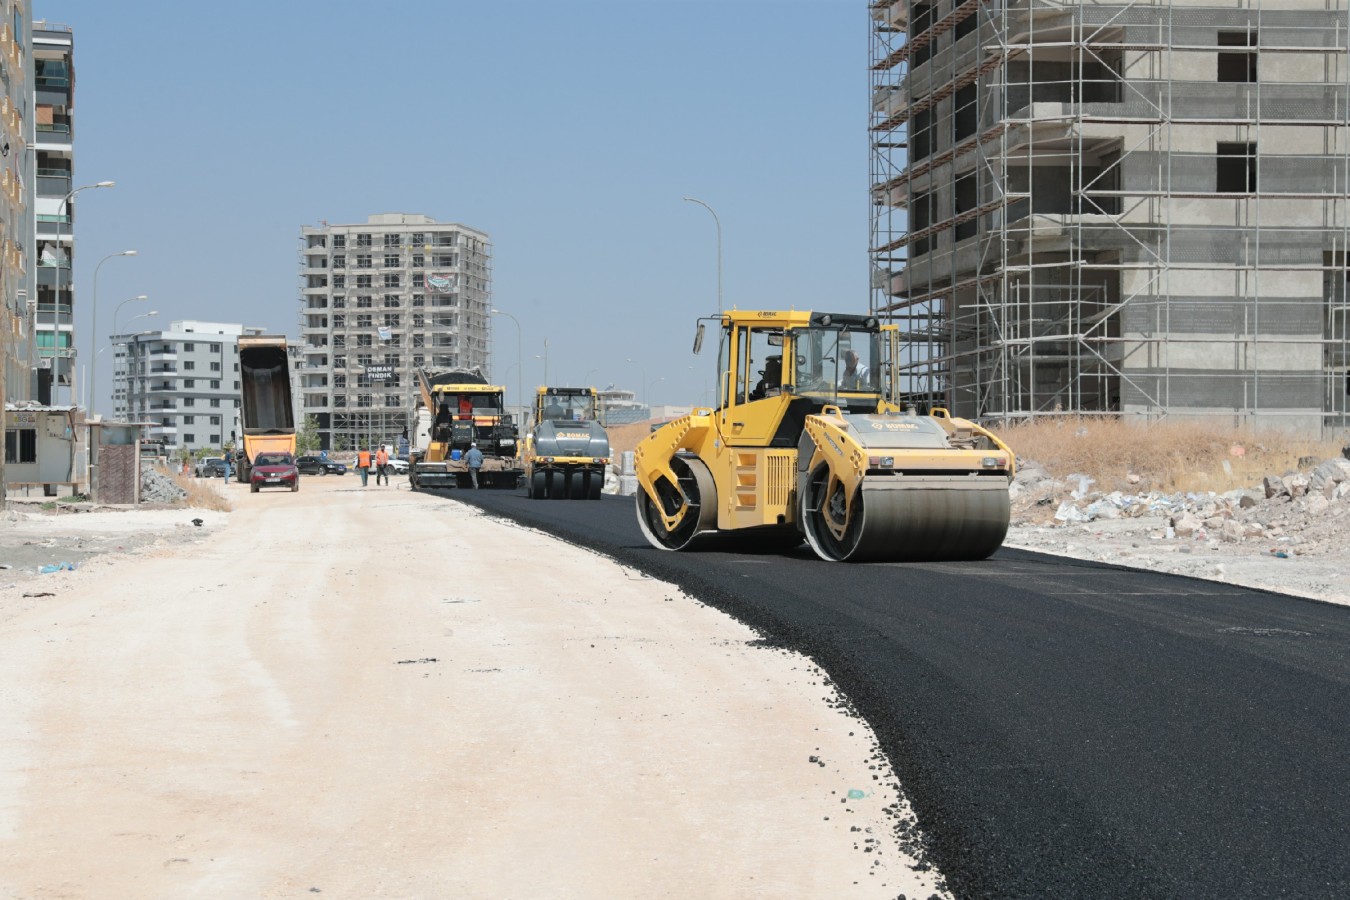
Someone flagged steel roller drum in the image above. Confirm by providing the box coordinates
[804,474,1010,563]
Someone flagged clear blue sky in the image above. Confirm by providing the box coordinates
[45,0,869,410]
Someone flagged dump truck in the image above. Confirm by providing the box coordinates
[234,335,296,483]
[523,386,610,499]
[633,310,1015,562]
[408,367,522,489]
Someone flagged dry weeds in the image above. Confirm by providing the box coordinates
[997,417,1346,494]
[169,471,232,512]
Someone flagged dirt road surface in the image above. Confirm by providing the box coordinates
[0,477,945,899]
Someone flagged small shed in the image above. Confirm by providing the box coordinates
[4,404,81,498]
[89,422,147,504]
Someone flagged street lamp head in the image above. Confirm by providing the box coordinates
[146,310,159,316]
[133,294,148,301]
[95,180,115,188]
[121,250,138,257]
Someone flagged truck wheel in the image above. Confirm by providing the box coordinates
[587,472,603,500]
[531,471,547,500]
[568,472,586,500]
[548,471,566,499]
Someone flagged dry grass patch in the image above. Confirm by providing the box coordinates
[169,470,232,512]
[997,417,1343,494]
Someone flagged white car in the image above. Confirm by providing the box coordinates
[387,457,409,474]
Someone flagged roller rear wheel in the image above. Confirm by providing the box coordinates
[587,472,603,500]
[530,471,546,499]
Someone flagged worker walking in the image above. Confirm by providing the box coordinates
[375,445,390,486]
[466,442,484,489]
[222,454,232,485]
[357,446,371,487]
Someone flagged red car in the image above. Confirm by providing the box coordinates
[250,452,300,493]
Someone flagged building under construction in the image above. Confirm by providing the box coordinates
[870,1,1350,433]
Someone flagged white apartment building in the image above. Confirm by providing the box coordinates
[299,213,492,452]
[112,320,259,453]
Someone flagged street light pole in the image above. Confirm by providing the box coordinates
[52,181,115,400]
[89,250,138,418]
[111,309,157,419]
[682,196,723,314]
[647,376,665,407]
[111,294,148,341]
[490,308,523,426]
[626,357,647,409]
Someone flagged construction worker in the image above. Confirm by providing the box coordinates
[466,442,484,489]
[356,446,372,487]
[375,445,390,486]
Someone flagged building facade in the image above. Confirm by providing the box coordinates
[31,18,75,403]
[1,3,33,411]
[112,320,257,454]
[298,213,492,452]
[871,1,1350,432]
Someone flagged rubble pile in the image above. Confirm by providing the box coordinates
[1010,456,1350,558]
[140,466,188,504]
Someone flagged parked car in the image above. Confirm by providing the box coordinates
[296,455,348,476]
[250,452,300,493]
[387,457,409,474]
[194,456,226,478]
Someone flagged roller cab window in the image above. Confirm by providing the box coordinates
[790,322,882,401]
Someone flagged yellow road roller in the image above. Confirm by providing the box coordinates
[633,310,1014,562]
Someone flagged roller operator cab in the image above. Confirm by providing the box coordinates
[408,367,522,490]
[633,310,1015,562]
[523,386,610,500]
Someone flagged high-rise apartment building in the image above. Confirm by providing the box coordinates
[871,1,1350,432]
[1,3,33,409]
[112,320,257,454]
[31,18,76,403]
[299,213,492,452]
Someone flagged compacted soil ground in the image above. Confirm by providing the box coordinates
[0,477,944,899]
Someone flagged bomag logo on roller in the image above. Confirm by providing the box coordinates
[867,419,923,432]
[557,431,590,440]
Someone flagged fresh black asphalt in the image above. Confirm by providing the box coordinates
[436,487,1350,899]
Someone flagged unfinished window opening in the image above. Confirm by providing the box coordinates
[1218,30,1257,83]
[954,12,976,41]
[1081,51,1123,103]
[910,190,935,257]
[954,174,978,242]
[1217,142,1258,193]
[953,83,977,143]
[912,108,933,161]
[912,4,934,67]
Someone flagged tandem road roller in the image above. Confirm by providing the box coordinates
[523,386,611,499]
[633,310,1015,562]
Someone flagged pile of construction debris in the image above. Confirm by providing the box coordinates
[140,466,188,505]
[1010,454,1350,560]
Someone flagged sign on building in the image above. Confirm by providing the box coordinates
[365,365,394,382]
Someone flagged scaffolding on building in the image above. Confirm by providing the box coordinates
[870,0,1350,434]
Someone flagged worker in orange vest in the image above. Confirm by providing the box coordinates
[356,446,372,487]
[375,445,390,486]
